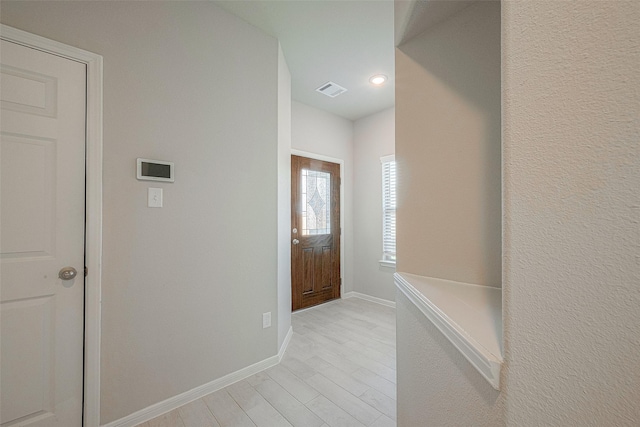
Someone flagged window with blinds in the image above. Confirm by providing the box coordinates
[381,155,396,263]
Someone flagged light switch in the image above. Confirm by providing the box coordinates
[148,187,163,208]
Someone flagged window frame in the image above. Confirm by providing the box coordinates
[380,155,396,267]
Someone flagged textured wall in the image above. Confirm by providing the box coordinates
[502,1,640,425]
[353,107,396,302]
[395,1,502,287]
[396,291,505,426]
[1,2,280,424]
[394,3,503,424]
[396,1,639,425]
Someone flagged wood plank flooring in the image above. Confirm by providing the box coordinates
[136,297,396,427]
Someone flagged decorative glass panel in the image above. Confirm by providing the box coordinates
[301,169,331,235]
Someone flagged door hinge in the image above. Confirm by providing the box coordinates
[84,266,88,277]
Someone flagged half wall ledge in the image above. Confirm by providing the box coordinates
[394,272,503,390]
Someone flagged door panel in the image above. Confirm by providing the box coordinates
[321,246,331,289]
[302,247,314,293]
[291,156,340,310]
[1,296,55,423]
[1,39,86,427]
[1,134,56,260]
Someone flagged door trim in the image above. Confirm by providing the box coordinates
[0,25,104,427]
[291,149,344,297]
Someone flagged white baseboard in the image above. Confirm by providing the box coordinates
[103,326,294,427]
[343,291,396,308]
[101,353,281,427]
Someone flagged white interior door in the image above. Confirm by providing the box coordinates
[1,39,86,427]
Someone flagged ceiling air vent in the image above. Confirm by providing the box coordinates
[316,81,347,98]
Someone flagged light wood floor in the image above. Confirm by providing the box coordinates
[137,297,396,427]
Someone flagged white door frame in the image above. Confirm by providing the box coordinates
[0,25,103,427]
[291,149,345,297]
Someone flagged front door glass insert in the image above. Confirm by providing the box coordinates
[301,169,331,235]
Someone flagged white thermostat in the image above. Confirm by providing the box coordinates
[137,158,174,182]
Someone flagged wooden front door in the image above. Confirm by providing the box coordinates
[1,39,86,426]
[291,155,341,311]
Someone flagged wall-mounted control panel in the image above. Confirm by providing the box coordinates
[137,158,174,182]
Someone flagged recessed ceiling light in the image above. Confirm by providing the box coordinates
[369,74,387,86]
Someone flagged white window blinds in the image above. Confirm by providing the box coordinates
[381,155,396,262]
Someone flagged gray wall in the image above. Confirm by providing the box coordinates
[396,0,640,425]
[396,1,502,288]
[353,108,396,302]
[503,1,640,424]
[396,291,503,426]
[291,102,398,303]
[277,45,292,347]
[1,2,280,424]
[291,101,354,295]
[395,2,503,424]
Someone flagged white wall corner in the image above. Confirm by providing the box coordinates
[395,273,502,390]
[103,326,293,427]
[278,326,293,362]
[100,353,281,427]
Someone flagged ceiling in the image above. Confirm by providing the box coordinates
[214,0,396,121]
[394,0,475,46]
[213,1,476,121]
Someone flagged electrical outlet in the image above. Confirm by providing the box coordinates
[262,312,271,329]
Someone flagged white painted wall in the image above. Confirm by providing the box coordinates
[396,1,502,288]
[353,107,396,302]
[396,0,640,425]
[503,1,640,424]
[277,45,292,348]
[291,101,354,295]
[1,2,280,424]
[396,290,503,426]
[394,3,503,424]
